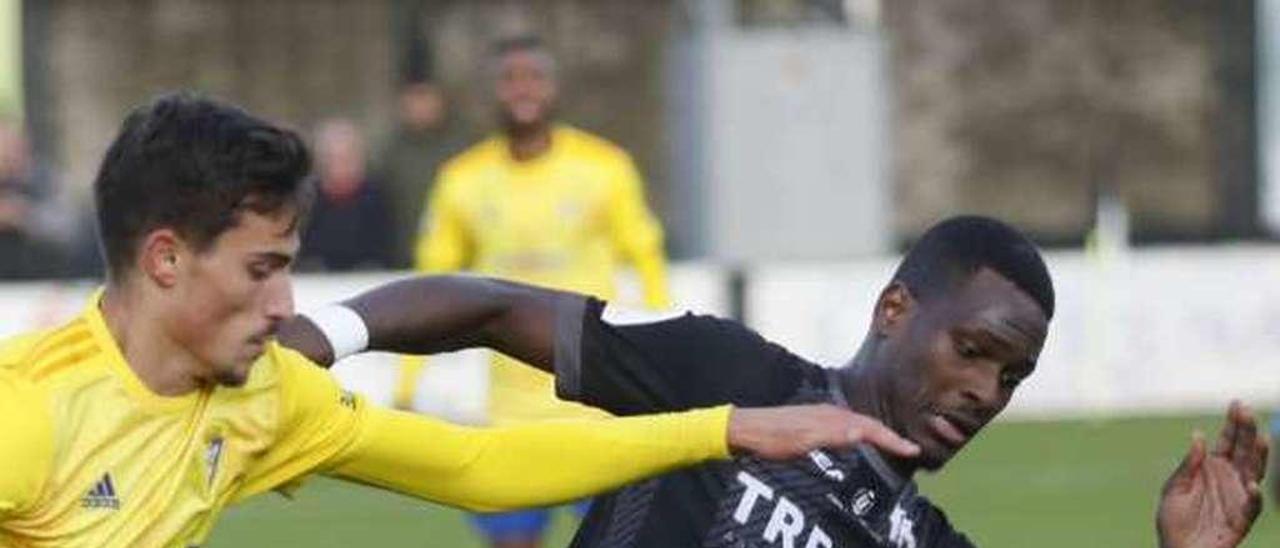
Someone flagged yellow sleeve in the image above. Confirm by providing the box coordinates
[0,372,53,520]
[233,345,368,501]
[606,155,670,309]
[326,404,731,512]
[414,170,472,273]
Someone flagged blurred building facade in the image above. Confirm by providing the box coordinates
[886,0,1258,243]
[17,0,1266,271]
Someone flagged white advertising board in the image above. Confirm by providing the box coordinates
[3,251,1277,418]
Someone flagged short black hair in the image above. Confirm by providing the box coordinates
[892,216,1055,319]
[94,92,313,280]
[492,34,547,57]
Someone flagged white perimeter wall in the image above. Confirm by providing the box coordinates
[2,248,1277,420]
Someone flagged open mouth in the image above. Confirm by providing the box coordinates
[927,412,979,448]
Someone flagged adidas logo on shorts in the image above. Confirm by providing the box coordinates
[82,473,121,510]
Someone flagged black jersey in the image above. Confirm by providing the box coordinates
[553,296,975,548]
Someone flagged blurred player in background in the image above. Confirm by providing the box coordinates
[0,93,917,546]
[397,35,671,548]
[373,82,471,268]
[299,118,395,272]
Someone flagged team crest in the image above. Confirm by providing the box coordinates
[340,390,357,410]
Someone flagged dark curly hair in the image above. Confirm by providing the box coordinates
[93,92,314,279]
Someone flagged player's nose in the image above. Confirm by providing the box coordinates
[959,363,1003,411]
[262,278,294,321]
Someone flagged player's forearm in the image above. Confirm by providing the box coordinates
[328,405,730,512]
[277,275,567,369]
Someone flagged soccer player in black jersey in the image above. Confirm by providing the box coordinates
[283,216,1267,548]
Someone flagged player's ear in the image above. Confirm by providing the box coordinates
[140,228,184,289]
[873,282,915,336]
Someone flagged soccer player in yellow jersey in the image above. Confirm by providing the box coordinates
[0,93,924,547]
[398,35,672,548]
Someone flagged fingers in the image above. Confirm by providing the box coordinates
[1228,403,1265,485]
[848,415,920,458]
[1168,431,1207,494]
[1211,400,1267,487]
[1204,456,1262,535]
[1257,434,1270,484]
[1214,400,1241,458]
[1189,431,1207,472]
[726,404,909,461]
[1245,479,1264,524]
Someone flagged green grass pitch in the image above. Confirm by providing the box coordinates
[207,412,1280,547]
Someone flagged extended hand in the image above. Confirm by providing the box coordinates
[727,404,920,461]
[1156,401,1269,548]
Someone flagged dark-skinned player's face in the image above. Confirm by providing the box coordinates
[495,49,557,131]
[874,268,1048,470]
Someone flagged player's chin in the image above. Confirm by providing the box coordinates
[915,447,954,471]
[213,358,255,387]
[912,435,959,471]
[213,367,251,388]
[503,104,547,126]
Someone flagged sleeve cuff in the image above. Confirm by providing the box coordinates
[691,405,733,460]
[553,295,590,402]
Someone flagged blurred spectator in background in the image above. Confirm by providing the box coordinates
[299,118,394,272]
[374,82,470,268]
[0,119,68,279]
[0,177,66,279]
[398,35,671,548]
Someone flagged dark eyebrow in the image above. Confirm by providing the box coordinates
[961,323,1039,371]
[250,251,294,267]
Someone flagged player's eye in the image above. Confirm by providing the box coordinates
[246,263,272,281]
[955,339,980,360]
[999,368,1026,390]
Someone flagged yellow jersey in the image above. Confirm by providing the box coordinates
[414,125,670,424]
[0,295,732,547]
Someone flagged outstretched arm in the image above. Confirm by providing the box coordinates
[1156,400,1269,548]
[277,274,840,415]
[329,403,919,511]
[243,345,921,512]
[277,275,567,370]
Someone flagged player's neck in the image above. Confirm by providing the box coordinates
[506,123,552,162]
[101,284,207,397]
[838,343,920,478]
